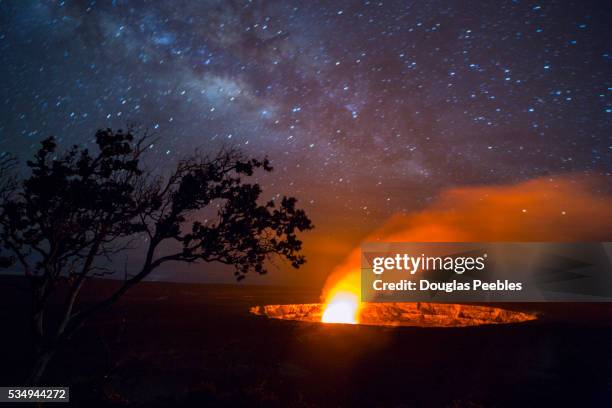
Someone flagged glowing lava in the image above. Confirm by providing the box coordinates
[253,267,537,327]
[252,246,537,327]
[250,302,537,327]
[321,291,360,324]
[320,266,362,324]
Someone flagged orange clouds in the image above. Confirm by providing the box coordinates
[321,174,611,301]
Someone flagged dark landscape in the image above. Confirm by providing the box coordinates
[1,275,611,407]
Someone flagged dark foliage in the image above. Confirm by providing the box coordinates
[0,128,312,384]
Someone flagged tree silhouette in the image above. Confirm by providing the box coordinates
[0,128,313,384]
[0,154,18,268]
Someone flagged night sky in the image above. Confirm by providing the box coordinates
[0,1,610,285]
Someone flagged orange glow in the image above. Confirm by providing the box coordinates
[321,291,360,324]
[319,238,363,324]
[316,175,611,325]
[320,265,362,324]
[251,302,537,327]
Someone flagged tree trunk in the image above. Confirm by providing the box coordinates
[25,349,55,386]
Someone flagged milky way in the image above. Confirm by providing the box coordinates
[0,1,610,283]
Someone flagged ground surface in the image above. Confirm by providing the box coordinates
[1,276,611,407]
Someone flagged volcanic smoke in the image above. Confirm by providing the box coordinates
[254,174,612,326]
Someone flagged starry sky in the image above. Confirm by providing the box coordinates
[0,1,610,286]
